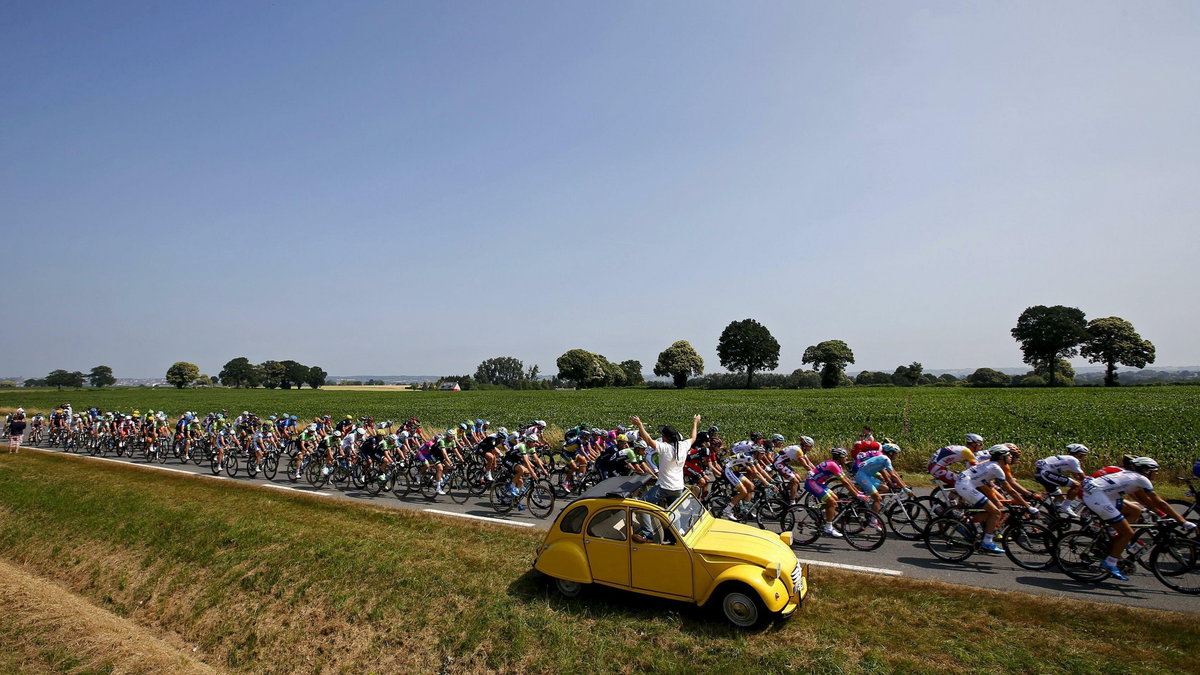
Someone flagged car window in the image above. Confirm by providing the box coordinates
[667,493,705,537]
[632,509,676,546]
[560,505,588,534]
[587,508,627,541]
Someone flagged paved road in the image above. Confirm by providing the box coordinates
[15,442,1198,615]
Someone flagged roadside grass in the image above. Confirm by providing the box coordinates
[0,452,1197,673]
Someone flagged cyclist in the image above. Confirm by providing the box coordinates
[976,443,1039,503]
[720,439,766,518]
[804,448,869,538]
[1034,444,1090,517]
[855,443,909,517]
[1081,456,1196,580]
[953,446,1037,553]
[772,436,817,503]
[684,431,721,499]
[928,433,984,487]
[504,434,547,505]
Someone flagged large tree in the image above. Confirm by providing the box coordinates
[618,360,644,387]
[892,362,923,387]
[305,366,328,389]
[716,319,781,388]
[280,360,309,389]
[556,349,605,388]
[966,367,1011,388]
[165,362,200,389]
[88,365,116,388]
[219,357,259,388]
[1081,316,1156,387]
[475,356,526,388]
[1011,305,1089,387]
[46,369,85,390]
[801,340,855,389]
[653,340,705,389]
[259,360,285,389]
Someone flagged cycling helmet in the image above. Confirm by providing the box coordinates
[882,443,901,455]
[508,433,519,442]
[1192,459,1200,479]
[307,423,317,431]
[498,427,508,436]
[708,425,720,434]
[1129,456,1159,473]
[376,429,385,436]
[770,433,786,444]
[750,432,764,442]
[580,430,592,438]
[269,415,277,420]
[459,422,468,430]
[965,433,984,444]
[798,435,814,447]
[290,415,297,421]
[831,447,848,459]
[133,410,140,416]
[986,445,1011,460]
[1065,443,1090,455]
[446,428,456,435]
[635,440,648,449]
[534,420,546,428]
[475,419,484,425]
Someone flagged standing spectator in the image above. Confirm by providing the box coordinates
[630,414,700,540]
[8,408,27,453]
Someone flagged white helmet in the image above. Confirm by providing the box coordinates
[308,423,318,431]
[799,435,814,448]
[1065,443,1090,455]
[965,433,984,443]
[498,427,509,436]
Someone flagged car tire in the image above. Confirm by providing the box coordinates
[717,585,767,629]
[554,578,585,598]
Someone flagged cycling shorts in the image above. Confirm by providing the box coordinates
[855,472,882,495]
[724,466,749,487]
[1034,470,1072,492]
[804,478,833,501]
[953,483,990,509]
[929,463,956,487]
[416,449,436,464]
[1082,491,1126,524]
[560,448,579,462]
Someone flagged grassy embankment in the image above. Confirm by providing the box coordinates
[0,451,1196,674]
[4,385,1199,476]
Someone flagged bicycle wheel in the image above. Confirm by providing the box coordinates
[365,468,385,496]
[247,456,260,478]
[885,499,931,541]
[224,455,239,478]
[306,459,326,487]
[1053,530,1112,582]
[754,497,791,532]
[1150,537,1200,594]
[467,465,491,497]
[924,516,976,562]
[839,505,887,551]
[210,455,222,476]
[1003,521,1056,570]
[448,469,471,505]
[263,453,279,480]
[490,481,516,514]
[780,504,823,546]
[528,479,556,519]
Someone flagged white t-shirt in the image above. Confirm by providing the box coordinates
[651,438,693,491]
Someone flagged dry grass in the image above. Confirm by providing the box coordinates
[0,452,1197,674]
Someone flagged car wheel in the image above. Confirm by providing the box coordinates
[554,578,585,598]
[718,586,767,629]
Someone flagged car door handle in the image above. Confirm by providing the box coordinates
[631,546,638,551]
[583,539,590,544]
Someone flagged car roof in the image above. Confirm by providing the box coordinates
[577,474,655,501]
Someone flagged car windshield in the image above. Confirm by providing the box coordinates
[667,493,705,537]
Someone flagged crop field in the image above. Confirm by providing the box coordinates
[4,385,1199,473]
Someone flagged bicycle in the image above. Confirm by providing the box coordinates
[780,496,886,551]
[491,472,556,519]
[1054,520,1199,593]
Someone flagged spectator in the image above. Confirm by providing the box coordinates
[8,409,27,453]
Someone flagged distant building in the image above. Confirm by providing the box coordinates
[438,382,461,391]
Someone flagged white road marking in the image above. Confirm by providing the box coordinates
[795,558,904,577]
[259,482,331,497]
[423,508,536,528]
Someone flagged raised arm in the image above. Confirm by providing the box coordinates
[690,415,701,443]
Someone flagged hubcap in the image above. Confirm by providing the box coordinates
[723,593,757,626]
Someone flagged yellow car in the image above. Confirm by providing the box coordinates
[533,475,808,628]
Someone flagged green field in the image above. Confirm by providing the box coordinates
[4,386,1199,473]
[0,451,1196,674]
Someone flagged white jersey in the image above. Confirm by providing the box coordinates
[956,461,1007,489]
[730,440,758,458]
[1083,470,1153,501]
[776,445,806,464]
[1035,455,1083,476]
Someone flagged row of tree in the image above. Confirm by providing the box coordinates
[23,366,116,390]
[211,358,328,390]
[1011,307,1155,387]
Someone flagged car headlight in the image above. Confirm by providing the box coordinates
[763,562,782,583]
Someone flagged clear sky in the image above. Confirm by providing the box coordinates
[3,2,1198,379]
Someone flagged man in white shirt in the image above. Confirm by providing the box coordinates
[631,414,700,540]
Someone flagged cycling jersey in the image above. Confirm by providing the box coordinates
[1034,455,1084,490]
[854,454,894,494]
[803,460,844,501]
[1082,470,1154,523]
[722,453,755,486]
[954,461,1007,507]
[772,445,806,481]
[929,445,976,486]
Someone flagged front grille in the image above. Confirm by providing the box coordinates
[790,562,803,593]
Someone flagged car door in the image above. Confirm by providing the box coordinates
[584,507,630,587]
[630,508,693,598]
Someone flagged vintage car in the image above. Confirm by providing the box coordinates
[533,475,808,628]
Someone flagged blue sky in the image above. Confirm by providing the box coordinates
[2,2,1198,378]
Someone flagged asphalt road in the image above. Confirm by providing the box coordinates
[15,442,1198,615]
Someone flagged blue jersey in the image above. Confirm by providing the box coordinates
[857,454,893,478]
